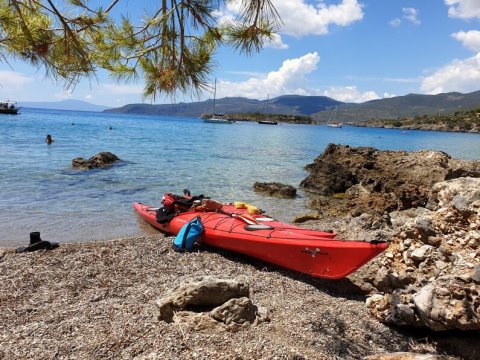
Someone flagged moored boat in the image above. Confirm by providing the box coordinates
[326,106,342,127]
[133,197,388,279]
[202,79,234,124]
[0,101,20,115]
[327,123,342,128]
[204,117,235,124]
[258,120,278,125]
[257,94,278,125]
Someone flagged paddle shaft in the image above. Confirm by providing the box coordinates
[218,209,258,225]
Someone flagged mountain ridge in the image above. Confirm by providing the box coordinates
[17,91,480,120]
[104,91,480,121]
[105,95,343,118]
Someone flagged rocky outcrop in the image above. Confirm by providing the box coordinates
[72,152,120,170]
[155,276,268,331]
[301,144,480,217]
[298,145,480,333]
[253,182,297,198]
[360,177,480,331]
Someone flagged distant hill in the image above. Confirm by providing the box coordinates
[104,91,480,122]
[105,95,343,117]
[312,91,480,122]
[21,99,111,112]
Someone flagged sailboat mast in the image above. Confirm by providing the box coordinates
[213,78,217,115]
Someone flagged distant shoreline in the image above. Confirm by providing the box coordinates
[348,122,480,134]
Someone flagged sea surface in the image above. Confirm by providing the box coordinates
[1,108,479,246]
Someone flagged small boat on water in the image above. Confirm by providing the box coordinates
[204,116,235,124]
[257,94,278,125]
[133,194,388,279]
[326,106,342,128]
[0,101,20,115]
[202,79,235,124]
[327,123,342,128]
[258,120,278,125]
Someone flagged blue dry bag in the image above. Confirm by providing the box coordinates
[173,216,204,251]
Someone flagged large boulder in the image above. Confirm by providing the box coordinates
[300,144,480,216]
[155,276,268,331]
[72,152,120,170]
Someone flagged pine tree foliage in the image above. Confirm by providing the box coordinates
[0,0,280,99]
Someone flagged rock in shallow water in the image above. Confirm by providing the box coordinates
[72,151,120,170]
[253,181,297,198]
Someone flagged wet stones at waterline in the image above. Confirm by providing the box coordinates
[253,182,296,198]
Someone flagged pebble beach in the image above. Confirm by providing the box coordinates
[0,234,438,360]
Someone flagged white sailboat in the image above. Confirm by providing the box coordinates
[203,79,235,124]
[326,107,342,128]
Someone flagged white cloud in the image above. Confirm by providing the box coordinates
[445,0,480,19]
[322,86,380,103]
[389,7,421,27]
[0,71,34,91]
[100,83,144,95]
[420,52,480,94]
[222,0,364,39]
[389,18,401,27]
[264,33,289,49]
[215,52,380,103]
[402,7,421,25]
[272,0,364,37]
[383,77,419,84]
[452,30,480,52]
[216,52,320,99]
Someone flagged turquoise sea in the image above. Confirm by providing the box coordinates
[1,108,479,246]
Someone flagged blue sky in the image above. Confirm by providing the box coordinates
[1,0,480,108]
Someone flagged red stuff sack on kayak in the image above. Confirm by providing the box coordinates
[162,193,177,207]
[155,194,177,223]
[157,193,206,223]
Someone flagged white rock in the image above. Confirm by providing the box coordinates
[366,294,384,307]
[413,283,435,318]
[411,245,434,261]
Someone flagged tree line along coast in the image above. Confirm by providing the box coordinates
[356,107,480,133]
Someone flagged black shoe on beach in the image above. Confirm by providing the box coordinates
[15,232,59,253]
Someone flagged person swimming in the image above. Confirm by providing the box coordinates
[45,134,54,144]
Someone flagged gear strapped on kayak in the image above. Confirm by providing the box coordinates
[155,191,206,223]
[155,191,272,230]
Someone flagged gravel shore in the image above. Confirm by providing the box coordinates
[0,233,457,360]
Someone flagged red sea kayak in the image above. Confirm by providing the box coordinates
[133,202,388,279]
